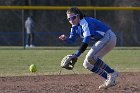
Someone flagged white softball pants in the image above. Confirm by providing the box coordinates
[83,29,117,70]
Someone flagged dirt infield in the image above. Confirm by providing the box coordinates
[0,72,140,93]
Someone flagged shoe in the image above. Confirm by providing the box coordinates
[107,71,118,86]
[99,79,108,89]
[99,71,118,89]
[99,80,117,89]
[30,45,35,47]
[25,45,29,48]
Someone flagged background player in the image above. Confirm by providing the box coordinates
[25,16,35,48]
[59,7,118,89]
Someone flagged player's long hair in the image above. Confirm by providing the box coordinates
[66,7,85,20]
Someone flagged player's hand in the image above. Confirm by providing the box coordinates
[59,34,67,41]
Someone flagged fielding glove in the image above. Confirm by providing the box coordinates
[60,54,77,70]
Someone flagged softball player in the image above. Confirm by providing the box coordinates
[59,7,118,89]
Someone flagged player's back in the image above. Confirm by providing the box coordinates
[81,17,110,33]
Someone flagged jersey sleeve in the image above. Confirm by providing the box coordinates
[80,19,91,37]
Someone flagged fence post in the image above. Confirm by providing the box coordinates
[22,9,25,49]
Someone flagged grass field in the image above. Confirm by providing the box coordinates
[0,47,139,76]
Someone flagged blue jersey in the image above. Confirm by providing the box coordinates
[67,17,110,44]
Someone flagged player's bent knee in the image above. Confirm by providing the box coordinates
[83,60,88,69]
[86,55,97,65]
[83,60,94,70]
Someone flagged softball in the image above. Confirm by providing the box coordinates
[29,64,37,72]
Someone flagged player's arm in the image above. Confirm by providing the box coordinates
[59,26,78,44]
[66,32,77,44]
[59,34,77,44]
[75,21,91,57]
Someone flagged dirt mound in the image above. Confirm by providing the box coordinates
[0,72,140,93]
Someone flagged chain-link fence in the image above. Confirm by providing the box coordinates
[0,6,140,47]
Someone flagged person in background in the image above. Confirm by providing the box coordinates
[25,16,35,48]
[59,7,118,89]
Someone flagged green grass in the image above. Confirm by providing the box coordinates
[0,47,139,76]
[104,49,140,72]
